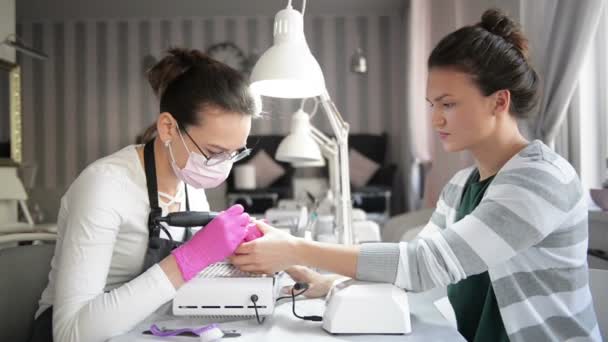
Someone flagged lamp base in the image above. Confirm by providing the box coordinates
[323,280,411,334]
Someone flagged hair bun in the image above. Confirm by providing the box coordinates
[168,48,211,69]
[147,48,212,97]
[479,9,529,59]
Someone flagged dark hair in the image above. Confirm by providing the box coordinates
[137,48,256,143]
[428,9,540,118]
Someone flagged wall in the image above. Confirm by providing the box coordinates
[0,0,16,63]
[17,12,406,216]
[16,0,405,20]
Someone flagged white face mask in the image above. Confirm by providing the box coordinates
[165,128,233,189]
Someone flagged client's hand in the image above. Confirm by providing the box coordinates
[282,266,345,298]
[230,220,298,275]
[172,204,250,281]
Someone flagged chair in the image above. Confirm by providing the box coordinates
[0,243,54,342]
[381,208,434,242]
[589,268,608,340]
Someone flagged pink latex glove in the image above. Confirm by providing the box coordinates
[172,204,250,281]
[243,222,263,242]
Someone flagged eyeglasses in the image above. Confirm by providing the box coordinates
[183,130,252,166]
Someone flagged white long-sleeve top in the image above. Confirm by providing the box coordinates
[36,145,210,342]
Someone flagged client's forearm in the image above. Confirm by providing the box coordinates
[293,240,360,278]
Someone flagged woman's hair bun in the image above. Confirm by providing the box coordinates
[479,8,529,59]
[147,48,211,97]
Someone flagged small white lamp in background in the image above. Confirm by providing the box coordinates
[276,98,326,168]
[291,158,326,168]
[350,48,368,74]
[275,108,323,164]
[250,0,354,245]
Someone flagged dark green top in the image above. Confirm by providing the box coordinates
[447,169,509,342]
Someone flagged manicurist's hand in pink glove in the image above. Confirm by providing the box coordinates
[159,204,261,287]
[243,220,264,242]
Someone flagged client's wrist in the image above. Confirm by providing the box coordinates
[291,238,312,267]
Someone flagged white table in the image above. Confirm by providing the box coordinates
[109,286,464,341]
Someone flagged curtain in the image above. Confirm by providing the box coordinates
[521,0,605,145]
[403,0,433,210]
[554,3,607,189]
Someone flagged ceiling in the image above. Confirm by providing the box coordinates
[17,0,407,21]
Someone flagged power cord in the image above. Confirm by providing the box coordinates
[275,281,309,302]
[277,282,323,322]
[250,295,266,324]
[250,281,314,325]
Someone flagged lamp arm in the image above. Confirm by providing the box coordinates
[310,126,336,152]
[309,129,340,209]
[310,134,337,158]
[319,92,349,140]
[319,92,353,245]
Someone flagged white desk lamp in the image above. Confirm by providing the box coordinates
[250,0,354,245]
[249,1,410,334]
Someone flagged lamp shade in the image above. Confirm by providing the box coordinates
[249,4,325,98]
[276,109,323,163]
[292,158,326,168]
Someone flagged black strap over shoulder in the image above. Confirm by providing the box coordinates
[144,140,163,238]
[184,186,192,240]
[143,140,191,240]
[143,140,188,270]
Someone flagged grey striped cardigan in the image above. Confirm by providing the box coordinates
[356,140,600,341]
